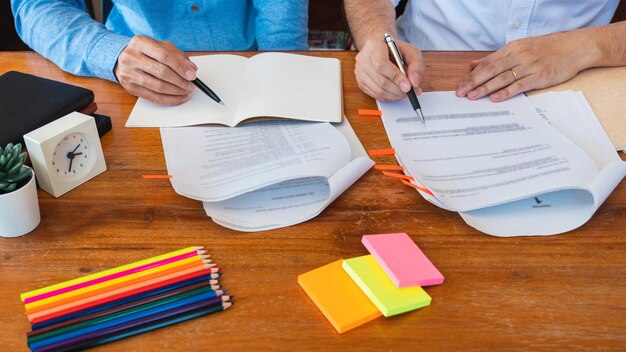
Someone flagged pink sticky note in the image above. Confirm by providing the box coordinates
[362,233,444,287]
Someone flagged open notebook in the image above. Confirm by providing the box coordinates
[378,91,626,237]
[127,53,342,127]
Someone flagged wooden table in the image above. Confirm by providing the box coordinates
[1,51,625,351]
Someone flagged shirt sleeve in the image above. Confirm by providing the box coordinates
[252,0,309,50]
[11,0,131,81]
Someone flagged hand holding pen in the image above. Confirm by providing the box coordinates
[384,33,425,124]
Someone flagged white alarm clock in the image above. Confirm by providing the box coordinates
[24,112,107,197]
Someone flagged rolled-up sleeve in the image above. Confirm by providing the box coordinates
[252,0,309,50]
[11,0,131,81]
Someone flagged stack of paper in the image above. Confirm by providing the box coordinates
[160,119,373,231]
[298,233,442,333]
[377,91,626,237]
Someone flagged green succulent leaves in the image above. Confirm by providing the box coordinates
[0,143,31,194]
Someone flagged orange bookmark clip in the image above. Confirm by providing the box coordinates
[401,179,434,196]
[358,109,383,117]
[367,148,395,157]
[382,171,414,181]
[374,164,405,171]
[142,175,173,179]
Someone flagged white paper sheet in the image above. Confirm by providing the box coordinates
[379,91,626,236]
[202,118,374,231]
[378,92,598,212]
[160,121,351,202]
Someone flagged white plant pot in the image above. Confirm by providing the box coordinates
[0,169,41,238]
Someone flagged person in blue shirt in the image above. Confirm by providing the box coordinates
[11,0,309,105]
[344,0,626,103]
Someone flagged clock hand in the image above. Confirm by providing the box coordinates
[71,144,81,154]
[68,156,74,173]
[73,152,83,156]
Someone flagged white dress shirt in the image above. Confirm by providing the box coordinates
[391,0,619,50]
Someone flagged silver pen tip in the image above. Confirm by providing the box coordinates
[415,109,425,125]
[219,101,225,107]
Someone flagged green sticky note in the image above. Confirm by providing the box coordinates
[343,255,432,317]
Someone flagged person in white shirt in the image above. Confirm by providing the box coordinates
[344,0,626,102]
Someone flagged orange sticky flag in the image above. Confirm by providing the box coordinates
[367,148,395,156]
[358,109,382,117]
[382,171,414,181]
[374,164,404,171]
[143,175,173,179]
[401,179,434,196]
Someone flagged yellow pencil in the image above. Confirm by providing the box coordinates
[24,255,208,312]
[20,246,203,302]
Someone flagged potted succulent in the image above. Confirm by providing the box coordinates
[0,143,41,238]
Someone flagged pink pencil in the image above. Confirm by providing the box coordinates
[24,250,207,304]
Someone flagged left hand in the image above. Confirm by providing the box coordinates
[456,31,592,102]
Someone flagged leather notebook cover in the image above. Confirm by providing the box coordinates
[0,71,94,146]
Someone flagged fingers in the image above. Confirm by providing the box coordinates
[490,75,533,102]
[397,41,424,89]
[125,83,192,106]
[115,35,198,105]
[354,39,424,101]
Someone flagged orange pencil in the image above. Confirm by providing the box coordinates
[26,262,217,317]
[25,255,209,312]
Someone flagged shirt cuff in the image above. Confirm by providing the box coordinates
[85,32,131,82]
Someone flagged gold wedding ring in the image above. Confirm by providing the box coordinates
[510,69,519,81]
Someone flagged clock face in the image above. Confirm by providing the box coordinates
[52,133,93,177]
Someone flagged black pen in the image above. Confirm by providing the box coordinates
[384,33,425,124]
[192,78,225,106]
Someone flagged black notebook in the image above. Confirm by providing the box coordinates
[0,71,94,146]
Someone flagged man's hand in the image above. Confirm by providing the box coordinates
[114,36,197,105]
[355,38,425,101]
[456,31,593,102]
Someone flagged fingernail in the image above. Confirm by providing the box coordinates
[468,91,478,99]
[411,73,421,84]
[457,85,467,96]
[400,81,410,92]
[492,93,502,101]
[185,70,196,80]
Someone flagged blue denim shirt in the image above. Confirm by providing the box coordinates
[12,0,309,81]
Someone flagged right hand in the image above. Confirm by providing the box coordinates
[354,38,424,101]
[114,36,197,105]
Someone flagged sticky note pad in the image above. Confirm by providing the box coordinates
[298,260,382,334]
[343,255,431,317]
[362,233,444,287]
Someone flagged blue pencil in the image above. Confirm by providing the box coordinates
[30,292,227,351]
[31,275,217,330]
[59,302,232,351]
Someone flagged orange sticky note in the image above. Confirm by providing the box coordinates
[298,260,382,334]
[367,148,395,156]
[382,171,414,181]
[374,164,405,171]
[401,179,434,196]
[358,109,383,117]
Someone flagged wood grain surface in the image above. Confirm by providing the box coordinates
[0,51,625,351]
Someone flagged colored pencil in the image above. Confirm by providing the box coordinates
[38,302,232,352]
[30,296,231,351]
[28,287,225,343]
[31,275,219,330]
[24,251,209,304]
[29,269,219,324]
[21,246,204,302]
[26,259,216,314]
[28,283,225,338]
[25,256,213,312]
